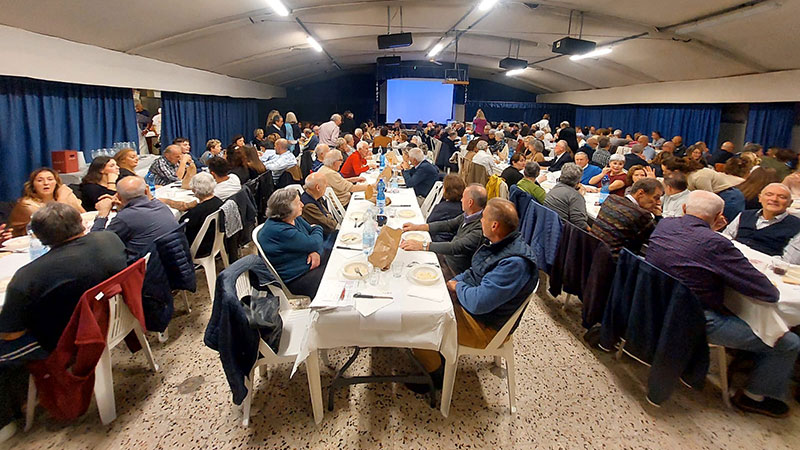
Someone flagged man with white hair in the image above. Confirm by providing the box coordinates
[354,128,363,145]
[341,140,372,178]
[471,140,503,176]
[92,176,178,261]
[722,183,800,263]
[318,149,369,207]
[262,138,298,183]
[401,147,439,199]
[301,172,338,236]
[311,143,330,172]
[539,140,574,172]
[318,113,342,146]
[610,129,629,147]
[647,190,799,418]
[343,134,356,154]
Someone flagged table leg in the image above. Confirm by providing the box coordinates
[439,356,457,417]
[305,352,324,424]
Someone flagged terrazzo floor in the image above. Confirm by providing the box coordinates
[8,270,800,449]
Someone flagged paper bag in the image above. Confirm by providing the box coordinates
[368,226,402,271]
[364,182,391,205]
[386,151,399,165]
[380,166,392,184]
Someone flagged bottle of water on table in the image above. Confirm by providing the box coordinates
[362,218,376,256]
[27,225,48,260]
[379,148,386,170]
[599,174,610,204]
[390,172,399,193]
[144,172,157,197]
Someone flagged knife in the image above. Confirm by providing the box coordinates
[353,293,393,299]
[336,246,361,251]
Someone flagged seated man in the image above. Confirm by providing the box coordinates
[311,144,329,172]
[661,172,690,218]
[92,176,179,261]
[340,141,372,178]
[471,140,503,176]
[300,128,318,152]
[206,157,241,201]
[516,161,546,204]
[574,151,601,186]
[257,188,327,298]
[261,138,297,183]
[301,172,338,237]
[500,153,525,187]
[401,147,439,200]
[148,144,193,186]
[400,184,487,277]
[0,203,127,435]
[317,150,368,207]
[647,191,799,418]
[174,137,205,169]
[591,136,612,168]
[538,140,574,172]
[544,163,589,230]
[723,183,800,263]
[624,144,649,170]
[410,198,538,392]
[591,178,663,257]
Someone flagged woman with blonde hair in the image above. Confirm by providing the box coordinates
[284,112,302,155]
[113,147,139,181]
[266,109,280,129]
[9,168,85,236]
[473,108,488,138]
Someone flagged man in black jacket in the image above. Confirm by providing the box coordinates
[399,184,487,277]
[539,140,574,172]
[555,121,579,153]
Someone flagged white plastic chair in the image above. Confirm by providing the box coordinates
[455,287,536,414]
[189,209,230,304]
[420,181,444,220]
[25,291,159,429]
[236,274,323,425]
[323,186,346,224]
[252,224,312,305]
[284,184,305,197]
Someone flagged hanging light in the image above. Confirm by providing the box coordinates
[478,0,498,11]
[570,47,612,61]
[266,0,290,17]
[427,42,445,58]
[505,68,526,77]
[307,36,323,52]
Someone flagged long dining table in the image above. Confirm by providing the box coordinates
[293,167,459,419]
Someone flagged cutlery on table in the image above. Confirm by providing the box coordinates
[353,293,393,299]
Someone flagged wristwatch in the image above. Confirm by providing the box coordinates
[424,241,430,251]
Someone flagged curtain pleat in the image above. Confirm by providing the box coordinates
[745,103,796,149]
[465,101,576,127]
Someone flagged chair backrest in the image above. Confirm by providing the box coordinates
[284,184,304,197]
[324,186,346,223]
[251,223,298,299]
[189,209,225,260]
[498,178,509,200]
[466,162,489,185]
[484,286,538,351]
[420,181,444,220]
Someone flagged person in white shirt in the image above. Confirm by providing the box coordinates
[661,172,690,218]
[471,140,503,176]
[722,183,800,264]
[206,157,241,201]
[318,114,342,146]
[262,138,298,183]
[534,114,550,131]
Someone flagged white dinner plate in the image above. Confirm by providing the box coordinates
[408,266,440,285]
[403,232,427,243]
[342,262,369,280]
[349,212,365,222]
[398,209,416,218]
[340,233,361,245]
[1,236,30,252]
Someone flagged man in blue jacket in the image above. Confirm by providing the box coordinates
[409,198,538,393]
[401,147,439,200]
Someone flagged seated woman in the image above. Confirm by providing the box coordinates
[79,156,119,211]
[226,146,251,184]
[427,174,465,242]
[738,167,780,210]
[242,145,267,180]
[623,164,656,195]
[257,188,327,298]
[687,145,709,167]
[9,167,85,236]
[113,148,139,181]
[589,154,628,196]
[178,172,223,257]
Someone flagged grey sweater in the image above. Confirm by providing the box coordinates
[428,212,484,275]
[544,183,589,230]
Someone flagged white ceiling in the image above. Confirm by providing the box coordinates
[0,0,797,94]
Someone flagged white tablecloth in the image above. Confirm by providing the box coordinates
[154,184,196,218]
[723,241,800,346]
[539,170,601,219]
[0,252,32,308]
[294,169,459,417]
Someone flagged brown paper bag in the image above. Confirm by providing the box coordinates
[364,184,375,201]
[368,226,402,271]
[380,166,392,184]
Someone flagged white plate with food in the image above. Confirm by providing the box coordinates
[349,212,365,222]
[1,236,30,252]
[408,266,441,285]
[398,209,416,218]
[340,232,361,245]
[403,232,427,243]
[342,262,370,280]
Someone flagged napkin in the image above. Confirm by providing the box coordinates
[355,297,393,317]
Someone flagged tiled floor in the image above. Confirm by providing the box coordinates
[9,274,800,449]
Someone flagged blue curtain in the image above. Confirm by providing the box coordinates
[0,75,137,201]
[575,104,722,149]
[465,101,576,128]
[745,103,796,148]
[161,92,263,156]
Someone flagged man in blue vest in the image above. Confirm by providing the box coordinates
[408,198,538,393]
[722,183,800,263]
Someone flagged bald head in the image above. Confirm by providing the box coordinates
[721,141,735,153]
[163,144,182,163]
[482,198,519,241]
[315,143,330,160]
[684,191,724,225]
[117,176,147,202]
[275,138,289,153]
[303,171,328,199]
[463,184,487,215]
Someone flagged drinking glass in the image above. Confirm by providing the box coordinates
[391,260,404,278]
[368,265,381,286]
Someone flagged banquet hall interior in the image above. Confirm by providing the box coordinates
[2,0,800,448]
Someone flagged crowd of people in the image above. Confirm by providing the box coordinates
[2,106,800,442]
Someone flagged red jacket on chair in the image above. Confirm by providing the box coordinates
[27,258,147,421]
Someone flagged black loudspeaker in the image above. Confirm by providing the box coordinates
[377,32,413,49]
[551,37,596,55]
[377,56,402,66]
[499,57,528,70]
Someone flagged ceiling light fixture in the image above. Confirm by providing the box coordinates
[266,0,290,17]
[478,0,499,11]
[427,42,445,58]
[307,36,323,52]
[570,47,612,61]
[505,68,525,77]
[673,1,781,35]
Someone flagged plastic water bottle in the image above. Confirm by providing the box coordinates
[390,172,399,193]
[379,148,386,169]
[362,218,376,256]
[144,172,157,196]
[599,174,610,204]
[377,178,386,210]
[27,226,48,260]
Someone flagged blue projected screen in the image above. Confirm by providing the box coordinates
[386,78,454,124]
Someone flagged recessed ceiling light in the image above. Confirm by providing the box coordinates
[505,68,526,77]
[266,0,290,17]
[307,36,323,52]
[479,0,499,11]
